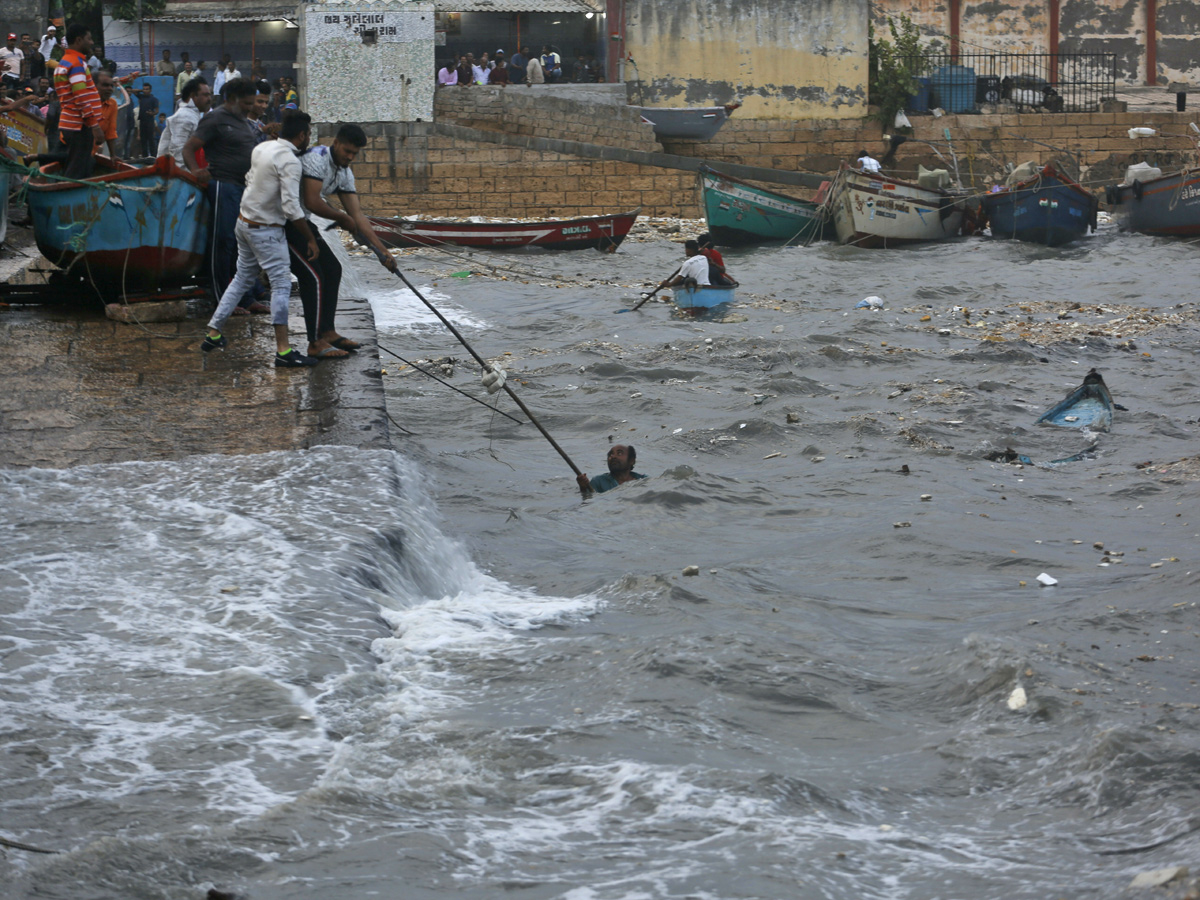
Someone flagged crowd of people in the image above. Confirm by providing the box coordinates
[437,45,603,87]
[8,19,398,368]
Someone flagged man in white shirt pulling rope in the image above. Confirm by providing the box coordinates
[202,110,321,368]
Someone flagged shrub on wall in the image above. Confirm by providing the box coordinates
[869,14,926,126]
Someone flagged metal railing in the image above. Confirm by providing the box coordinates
[897,51,1118,114]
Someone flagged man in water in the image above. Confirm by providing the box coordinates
[577,444,647,495]
[658,239,710,289]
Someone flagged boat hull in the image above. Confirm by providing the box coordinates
[829,169,965,248]
[672,285,735,310]
[982,165,1098,246]
[27,156,209,290]
[700,167,831,246]
[1108,169,1200,236]
[631,106,731,142]
[1036,370,1114,432]
[367,209,639,251]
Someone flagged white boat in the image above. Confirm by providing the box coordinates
[672,284,735,310]
[827,165,966,248]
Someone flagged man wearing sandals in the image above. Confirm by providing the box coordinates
[201,111,321,368]
[288,123,397,359]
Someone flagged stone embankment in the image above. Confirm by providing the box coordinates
[344,85,1200,219]
[0,224,389,469]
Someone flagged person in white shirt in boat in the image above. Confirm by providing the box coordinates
[658,239,710,289]
[856,149,882,173]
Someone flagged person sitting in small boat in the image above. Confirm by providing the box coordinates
[696,232,737,287]
[576,444,647,495]
[658,240,710,289]
[856,149,882,174]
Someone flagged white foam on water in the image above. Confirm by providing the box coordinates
[367,282,489,332]
[0,449,596,851]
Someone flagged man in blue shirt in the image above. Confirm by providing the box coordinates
[577,444,647,494]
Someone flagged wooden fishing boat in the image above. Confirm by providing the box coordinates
[1105,168,1200,237]
[1036,369,1114,432]
[366,209,639,252]
[672,284,736,311]
[699,166,832,246]
[981,163,1098,246]
[26,155,209,289]
[826,165,966,248]
[630,104,737,142]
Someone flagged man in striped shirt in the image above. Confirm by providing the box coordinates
[52,24,104,179]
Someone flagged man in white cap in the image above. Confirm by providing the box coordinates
[38,25,59,63]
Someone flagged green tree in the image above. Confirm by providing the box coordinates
[868,14,927,126]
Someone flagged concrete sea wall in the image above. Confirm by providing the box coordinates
[342,88,1200,219]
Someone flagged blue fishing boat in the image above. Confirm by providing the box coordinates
[1105,167,1200,237]
[26,155,210,290]
[1036,370,1114,432]
[981,163,1098,246]
[672,284,736,311]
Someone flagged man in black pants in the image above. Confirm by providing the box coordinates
[182,77,269,313]
[289,123,396,359]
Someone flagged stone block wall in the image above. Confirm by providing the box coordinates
[349,128,696,218]
[341,110,1200,220]
[669,110,1200,196]
[434,86,660,153]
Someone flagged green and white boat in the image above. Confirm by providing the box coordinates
[699,166,833,247]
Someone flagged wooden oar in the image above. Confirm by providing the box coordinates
[362,239,587,489]
[622,265,680,313]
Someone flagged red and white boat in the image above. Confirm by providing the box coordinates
[366,209,640,252]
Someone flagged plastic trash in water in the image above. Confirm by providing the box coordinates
[1007,686,1028,710]
[855,296,884,310]
[1037,573,1058,587]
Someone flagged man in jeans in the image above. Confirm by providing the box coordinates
[182,77,269,314]
[202,111,320,368]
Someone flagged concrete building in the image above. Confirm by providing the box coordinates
[619,0,869,120]
[875,0,1200,86]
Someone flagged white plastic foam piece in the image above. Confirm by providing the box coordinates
[1037,572,1058,587]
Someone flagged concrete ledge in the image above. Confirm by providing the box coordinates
[0,291,391,469]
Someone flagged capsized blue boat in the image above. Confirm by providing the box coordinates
[1036,370,1114,431]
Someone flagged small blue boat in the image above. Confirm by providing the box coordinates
[27,155,210,290]
[1036,370,1114,431]
[672,284,736,311]
[981,163,1098,246]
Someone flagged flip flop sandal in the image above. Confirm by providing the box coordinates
[311,346,350,359]
[231,306,251,316]
[330,337,361,351]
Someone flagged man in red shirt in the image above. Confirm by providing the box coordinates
[696,232,737,286]
[52,24,103,179]
[96,69,118,158]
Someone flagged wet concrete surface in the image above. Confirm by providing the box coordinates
[1,220,390,469]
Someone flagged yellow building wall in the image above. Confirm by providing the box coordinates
[623,0,869,121]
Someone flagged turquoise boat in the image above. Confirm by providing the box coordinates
[1036,370,1114,432]
[699,165,832,246]
[672,284,736,311]
[27,155,210,290]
